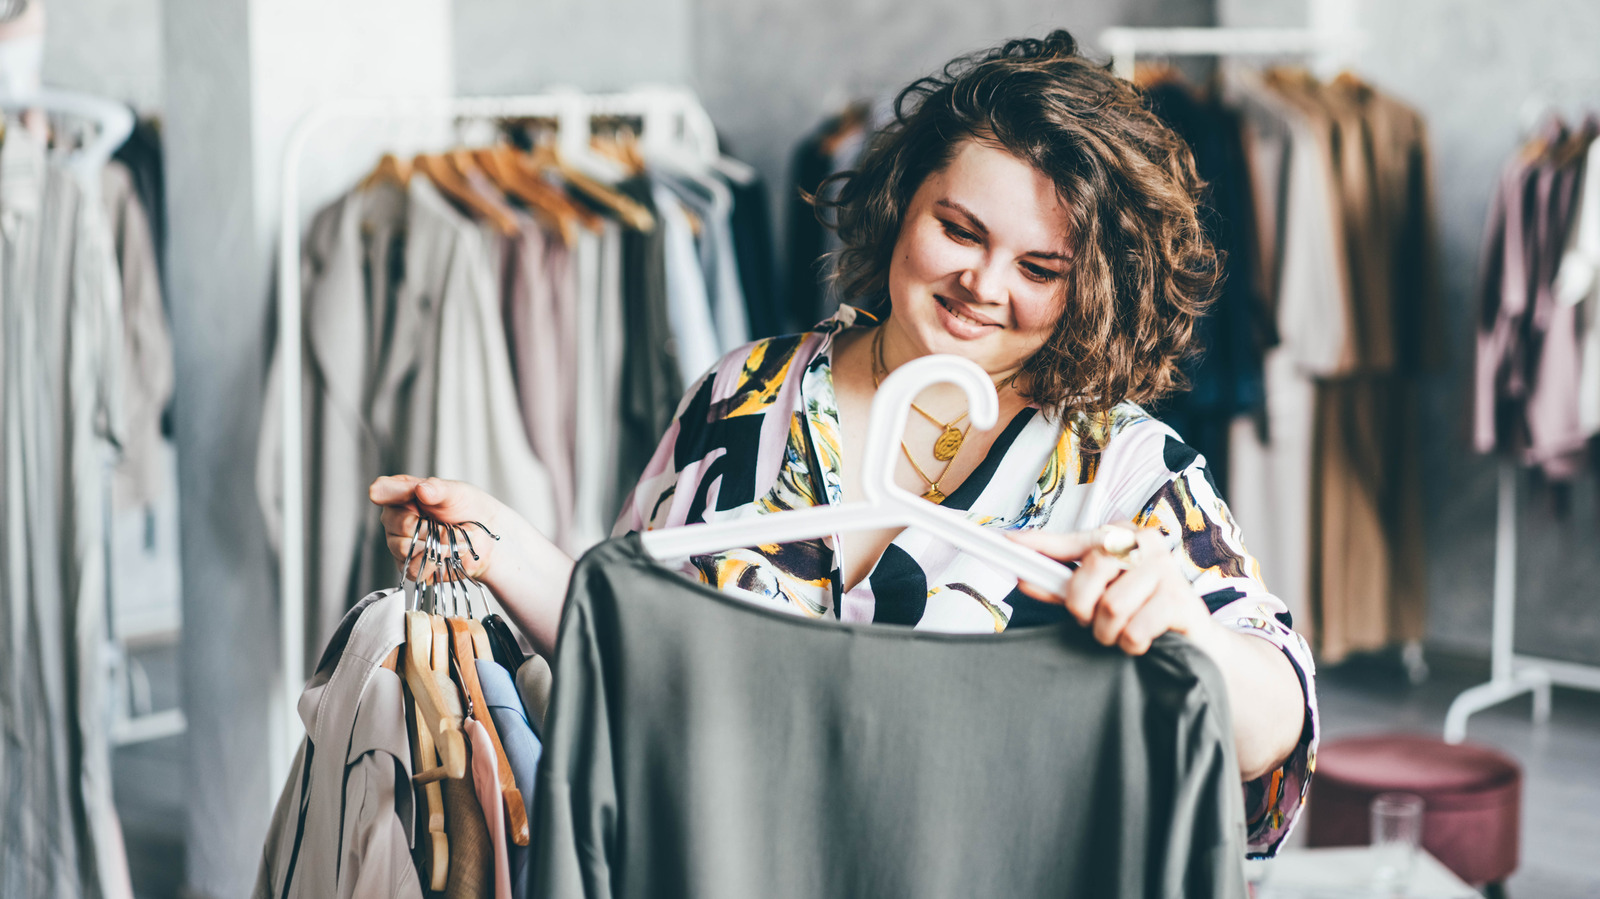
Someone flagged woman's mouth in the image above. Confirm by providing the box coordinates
[935,295,1001,337]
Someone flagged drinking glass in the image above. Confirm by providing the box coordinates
[1369,792,1425,893]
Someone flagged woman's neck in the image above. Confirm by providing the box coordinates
[869,319,1027,412]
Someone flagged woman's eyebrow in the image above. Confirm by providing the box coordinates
[937,198,1069,262]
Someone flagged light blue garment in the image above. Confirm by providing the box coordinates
[476,658,542,899]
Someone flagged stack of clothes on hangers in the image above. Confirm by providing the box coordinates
[1219,68,1443,665]
[256,528,555,899]
[258,126,779,653]
[787,71,1443,665]
[257,528,1254,899]
[784,99,892,329]
[1476,112,1600,498]
[0,110,173,899]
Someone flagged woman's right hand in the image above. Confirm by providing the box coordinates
[370,474,508,583]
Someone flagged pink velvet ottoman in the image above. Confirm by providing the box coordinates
[1306,734,1521,888]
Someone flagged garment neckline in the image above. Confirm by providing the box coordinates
[618,532,1110,645]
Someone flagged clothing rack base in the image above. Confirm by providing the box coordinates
[1443,460,1600,742]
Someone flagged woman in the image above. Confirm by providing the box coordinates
[371,30,1316,858]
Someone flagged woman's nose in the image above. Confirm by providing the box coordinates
[958,260,1006,305]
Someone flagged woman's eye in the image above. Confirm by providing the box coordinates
[940,221,978,244]
[1021,263,1062,283]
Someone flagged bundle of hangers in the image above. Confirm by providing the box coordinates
[395,517,546,893]
[259,112,781,656]
[788,67,1444,668]
[257,512,554,898]
[1475,101,1600,507]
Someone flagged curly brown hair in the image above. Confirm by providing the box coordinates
[813,29,1218,420]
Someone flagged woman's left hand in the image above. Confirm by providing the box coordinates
[1008,525,1221,656]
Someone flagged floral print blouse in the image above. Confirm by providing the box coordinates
[615,305,1319,857]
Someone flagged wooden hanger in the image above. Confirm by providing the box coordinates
[408,684,450,889]
[1133,60,1183,89]
[414,152,520,235]
[360,152,412,190]
[448,617,531,847]
[404,610,468,783]
[524,142,656,232]
[475,145,593,246]
[818,102,869,159]
[591,131,646,177]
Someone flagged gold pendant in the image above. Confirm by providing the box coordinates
[933,426,964,462]
[923,485,946,503]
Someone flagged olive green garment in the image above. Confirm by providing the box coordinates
[532,535,1248,899]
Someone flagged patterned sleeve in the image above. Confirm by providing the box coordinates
[1131,444,1320,859]
[611,366,715,538]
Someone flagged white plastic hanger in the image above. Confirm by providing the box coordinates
[0,87,135,186]
[639,354,1074,595]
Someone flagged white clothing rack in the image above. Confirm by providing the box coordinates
[1445,84,1600,742]
[0,86,134,188]
[1443,463,1600,742]
[274,87,720,780]
[1099,26,1359,81]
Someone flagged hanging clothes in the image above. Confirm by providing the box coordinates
[110,114,166,293]
[260,175,559,651]
[714,158,782,339]
[102,159,173,511]
[253,591,422,899]
[1142,80,1272,496]
[477,659,541,899]
[0,124,136,899]
[1554,133,1600,440]
[1475,120,1596,481]
[611,176,682,511]
[1222,68,1440,662]
[535,534,1251,898]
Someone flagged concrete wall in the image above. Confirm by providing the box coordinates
[1219,0,1600,665]
[163,1,453,894]
[42,0,163,109]
[692,0,1212,247]
[453,0,692,94]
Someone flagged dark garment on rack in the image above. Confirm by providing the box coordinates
[721,168,781,339]
[1144,82,1272,496]
[784,128,834,332]
[112,114,167,295]
[533,534,1249,899]
[612,178,681,510]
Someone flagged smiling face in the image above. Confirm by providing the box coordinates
[882,139,1072,376]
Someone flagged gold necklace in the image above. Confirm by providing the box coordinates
[898,438,963,503]
[870,326,1019,464]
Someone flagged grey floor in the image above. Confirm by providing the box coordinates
[113,649,1600,898]
[1305,651,1600,898]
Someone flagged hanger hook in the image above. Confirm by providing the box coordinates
[399,513,428,606]
[860,354,1000,507]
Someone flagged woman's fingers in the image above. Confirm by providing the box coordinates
[1008,528,1100,563]
[1116,593,1172,656]
[369,474,421,506]
[1059,549,1123,625]
[1094,563,1159,648]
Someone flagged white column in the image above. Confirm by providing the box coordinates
[161,2,452,895]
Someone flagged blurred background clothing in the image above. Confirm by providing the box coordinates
[6,0,1600,897]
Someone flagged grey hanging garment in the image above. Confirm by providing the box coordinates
[532,534,1249,899]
